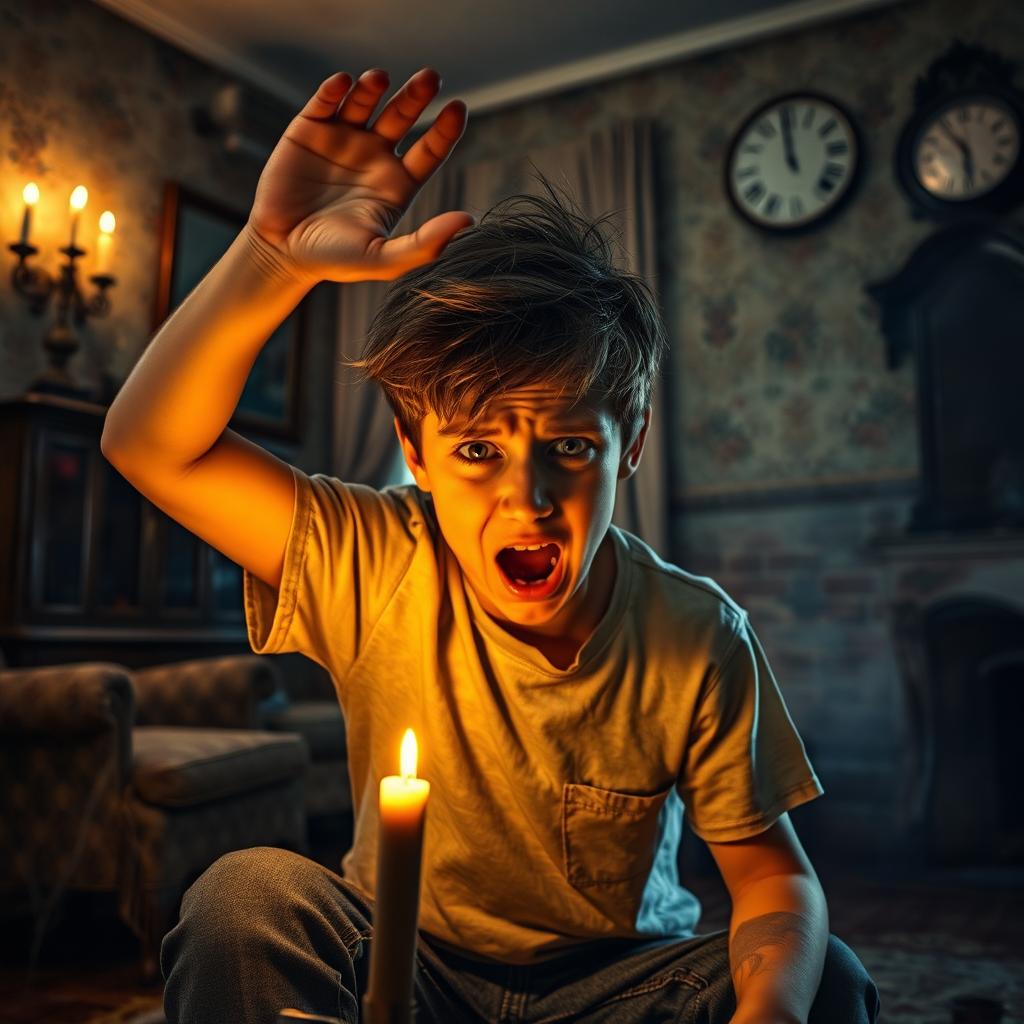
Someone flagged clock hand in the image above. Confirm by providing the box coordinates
[938,117,969,158]
[781,106,800,173]
[963,145,975,188]
[937,117,974,189]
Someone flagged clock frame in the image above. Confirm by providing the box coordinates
[895,88,1024,220]
[724,91,864,235]
[895,42,1024,221]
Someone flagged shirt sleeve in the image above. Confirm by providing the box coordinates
[242,466,421,680]
[678,608,824,842]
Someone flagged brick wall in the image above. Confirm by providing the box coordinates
[675,492,916,865]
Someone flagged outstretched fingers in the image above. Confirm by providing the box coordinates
[401,100,468,184]
[299,71,353,120]
[371,67,442,143]
[337,68,392,126]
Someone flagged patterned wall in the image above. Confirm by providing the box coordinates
[0,0,334,471]
[2,0,1022,862]
[445,0,1024,500]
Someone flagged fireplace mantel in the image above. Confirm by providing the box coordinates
[869,527,1024,866]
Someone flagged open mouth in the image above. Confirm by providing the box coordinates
[495,542,565,599]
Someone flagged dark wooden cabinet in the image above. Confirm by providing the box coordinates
[0,392,251,668]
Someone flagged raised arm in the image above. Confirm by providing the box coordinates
[101,67,474,590]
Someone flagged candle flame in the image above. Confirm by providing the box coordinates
[400,728,418,780]
[99,211,116,234]
[23,183,39,206]
[70,185,88,210]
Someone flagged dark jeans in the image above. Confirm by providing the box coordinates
[161,847,880,1024]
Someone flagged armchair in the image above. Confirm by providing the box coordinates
[0,655,310,977]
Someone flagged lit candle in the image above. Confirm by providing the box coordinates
[362,729,430,1024]
[68,185,88,248]
[95,210,116,274]
[20,182,39,245]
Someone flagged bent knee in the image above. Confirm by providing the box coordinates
[813,934,880,1024]
[180,847,311,928]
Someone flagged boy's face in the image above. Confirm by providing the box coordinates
[396,385,650,640]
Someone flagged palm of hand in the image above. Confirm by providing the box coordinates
[248,68,473,283]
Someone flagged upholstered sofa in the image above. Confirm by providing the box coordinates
[0,654,310,977]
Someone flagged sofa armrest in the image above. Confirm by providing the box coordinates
[0,663,135,901]
[131,654,283,729]
[0,662,134,741]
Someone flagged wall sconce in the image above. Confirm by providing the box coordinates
[8,182,118,400]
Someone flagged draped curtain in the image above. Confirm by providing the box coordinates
[330,118,668,557]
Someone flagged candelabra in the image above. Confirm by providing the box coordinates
[8,183,117,401]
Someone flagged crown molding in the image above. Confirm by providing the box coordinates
[92,0,907,117]
[421,0,909,122]
[90,0,309,106]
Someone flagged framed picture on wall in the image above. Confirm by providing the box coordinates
[152,181,306,442]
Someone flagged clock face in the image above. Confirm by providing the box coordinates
[913,97,1021,200]
[726,94,860,231]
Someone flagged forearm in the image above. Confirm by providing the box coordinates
[727,872,828,1024]
[101,224,315,468]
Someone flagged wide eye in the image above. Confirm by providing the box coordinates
[455,440,497,463]
[553,437,592,457]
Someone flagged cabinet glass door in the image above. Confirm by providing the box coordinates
[209,546,243,620]
[37,434,90,609]
[162,514,200,609]
[96,460,142,610]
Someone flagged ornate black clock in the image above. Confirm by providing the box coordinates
[725,92,863,233]
[896,42,1024,220]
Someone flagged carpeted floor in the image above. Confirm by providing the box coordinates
[855,935,1023,1022]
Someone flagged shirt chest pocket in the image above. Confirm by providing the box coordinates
[561,782,673,891]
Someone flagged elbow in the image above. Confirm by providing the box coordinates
[99,427,121,463]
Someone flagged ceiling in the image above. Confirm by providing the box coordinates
[92,0,904,125]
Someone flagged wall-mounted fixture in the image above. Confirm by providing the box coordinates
[8,183,118,400]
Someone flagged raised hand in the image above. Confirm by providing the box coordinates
[247,67,475,284]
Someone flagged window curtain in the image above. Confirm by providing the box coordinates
[330,118,668,557]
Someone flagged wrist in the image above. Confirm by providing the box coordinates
[241,221,319,291]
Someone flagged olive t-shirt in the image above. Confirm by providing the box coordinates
[243,466,823,964]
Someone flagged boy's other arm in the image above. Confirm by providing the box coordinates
[705,813,829,1024]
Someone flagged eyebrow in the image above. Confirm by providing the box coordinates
[437,416,603,438]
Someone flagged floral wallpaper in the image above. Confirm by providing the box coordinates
[446,0,1024,500]
[0,0,334,471]
[1,0,1022,493]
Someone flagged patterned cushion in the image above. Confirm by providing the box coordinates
[266,701,346,759]
[132,727,308,808]
[132,655,281,729]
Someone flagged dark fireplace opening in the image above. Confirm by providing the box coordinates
[990,653,1024,860]
[923,597,1024,866]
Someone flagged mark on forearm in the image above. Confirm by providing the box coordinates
[730,911,807,986]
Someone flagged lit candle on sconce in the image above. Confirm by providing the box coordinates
[68,185,88,248]
[95,211,116,275]
[19,183,39,245]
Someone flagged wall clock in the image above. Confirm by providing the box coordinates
[895,42,1024,220]
[725,92,862,233]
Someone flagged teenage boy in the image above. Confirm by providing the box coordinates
[103,66,880,1024]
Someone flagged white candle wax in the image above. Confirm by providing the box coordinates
[363,730,429,1024]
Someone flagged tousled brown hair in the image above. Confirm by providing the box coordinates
[343,172,668,454]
